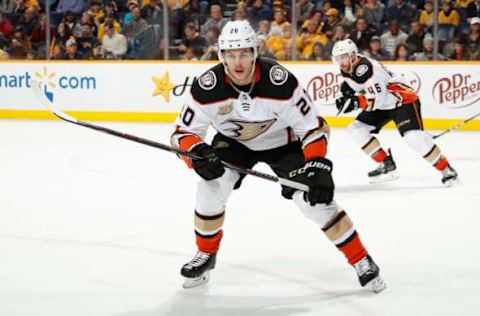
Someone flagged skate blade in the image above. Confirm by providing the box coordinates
[442,178,457,187]
[369,171,399,184]
[365,276,387,294]
[182,271,211,289]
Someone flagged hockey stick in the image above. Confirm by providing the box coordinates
[31,80,309,192]
[432,111,480,139]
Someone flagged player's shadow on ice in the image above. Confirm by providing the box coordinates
[114,288,373,316]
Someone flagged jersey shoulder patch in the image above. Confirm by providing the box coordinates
[350,56,373,84]
[269,64,289,86]
[197,70,217,91]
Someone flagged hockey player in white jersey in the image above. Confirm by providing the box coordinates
[171,21,386,293]
[332,39,458,185]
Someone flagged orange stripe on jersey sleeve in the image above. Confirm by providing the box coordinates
[178,135,202,168]
[303,138,328,160]
[387,84,418,104]
[357,95,368,110]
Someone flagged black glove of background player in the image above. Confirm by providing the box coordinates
[335,95,360,114]
[336,81,359,114]
[304,157,334,205]
[190,143,225,181]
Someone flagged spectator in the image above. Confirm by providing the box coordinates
[56,0,85,14]
[439,0,461,28]
[268,24,292,57]
[100,22,127,59]
[233,8,247,21]
[419,0,434,29]
[270,7,290,36]
[406,20,425,53]
[61,38,85,59]
[257,20,270,37]
[467,17,480,58]
[413,34,447,60]
[449,37,471,60]
[77,22,97,58]
[363,0,385,33]
[380,19,408,58]
[181,46,197,60]
[349,17,375,51]
[341,0,358,27]
[64,10,82,37]
[0,48,9,59]
[31,13,55,57]
[1,0,16,13]
[322,8,340,39]
[97,12,121,42]
[394,43,411,60]
[296,19,327,59]
[16,7,37,36]
[86,0,105,26]
[13,0,39,14]
[122,7,148,43]
[178,22,207,58]
[257,34,275,59]
[49,22,71,56]
[466,0,480,20]
[7,25,30,58]
[51,44,65,60]
[247,0,271,30]
[308,42,325,60]
[385,0,415,31]
[141,0,162,21]
[295,0,314,27]
[276,38,293,60]
[363,35,390,60]
[0,11,13,38]
[75,13,96,38]
[456,0,475,8]
[201,4,227,36]
[200,25,220,60]
[123,0,138,26]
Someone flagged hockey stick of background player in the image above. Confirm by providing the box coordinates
[432,111,480,139]
[31,80,309,192]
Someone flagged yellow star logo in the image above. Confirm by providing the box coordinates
[151,71,176,102]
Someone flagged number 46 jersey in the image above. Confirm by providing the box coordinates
[341,54,418,111]
[171,58,329,163]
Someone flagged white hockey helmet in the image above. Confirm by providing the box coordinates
[331,39,358,69]
[218,20,258,65]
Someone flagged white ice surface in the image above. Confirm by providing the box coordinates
[0,120,479,316]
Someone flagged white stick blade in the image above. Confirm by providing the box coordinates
[30,80,78,123]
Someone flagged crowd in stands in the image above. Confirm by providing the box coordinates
[0,0,479,60]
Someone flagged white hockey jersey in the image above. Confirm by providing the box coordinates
[171,58,329,162]
[341,54,418,111]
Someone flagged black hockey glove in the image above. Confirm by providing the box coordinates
[340,81,355,97]
[335,95,360,115]
[304,157,334,205]
[190,143,225,181]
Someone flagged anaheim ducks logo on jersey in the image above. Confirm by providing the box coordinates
[223,119,277,141]
[269,65,289,86]
[198,70,217,91]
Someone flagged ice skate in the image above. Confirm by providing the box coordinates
[368,149,399,183]
[181,251,216,288]
[353,255,387,294]
[441,165,458,187]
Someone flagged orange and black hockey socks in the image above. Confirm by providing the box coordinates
[194,210,225,254]
[322,211,368,265]
[362,137,387,163]
[423,145,450,171]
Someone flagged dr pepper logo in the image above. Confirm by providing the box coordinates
[433,73,480,108]
[307,72,343,105]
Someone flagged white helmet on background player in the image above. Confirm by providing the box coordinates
[218,20,258,75]
[331,39,358,72]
